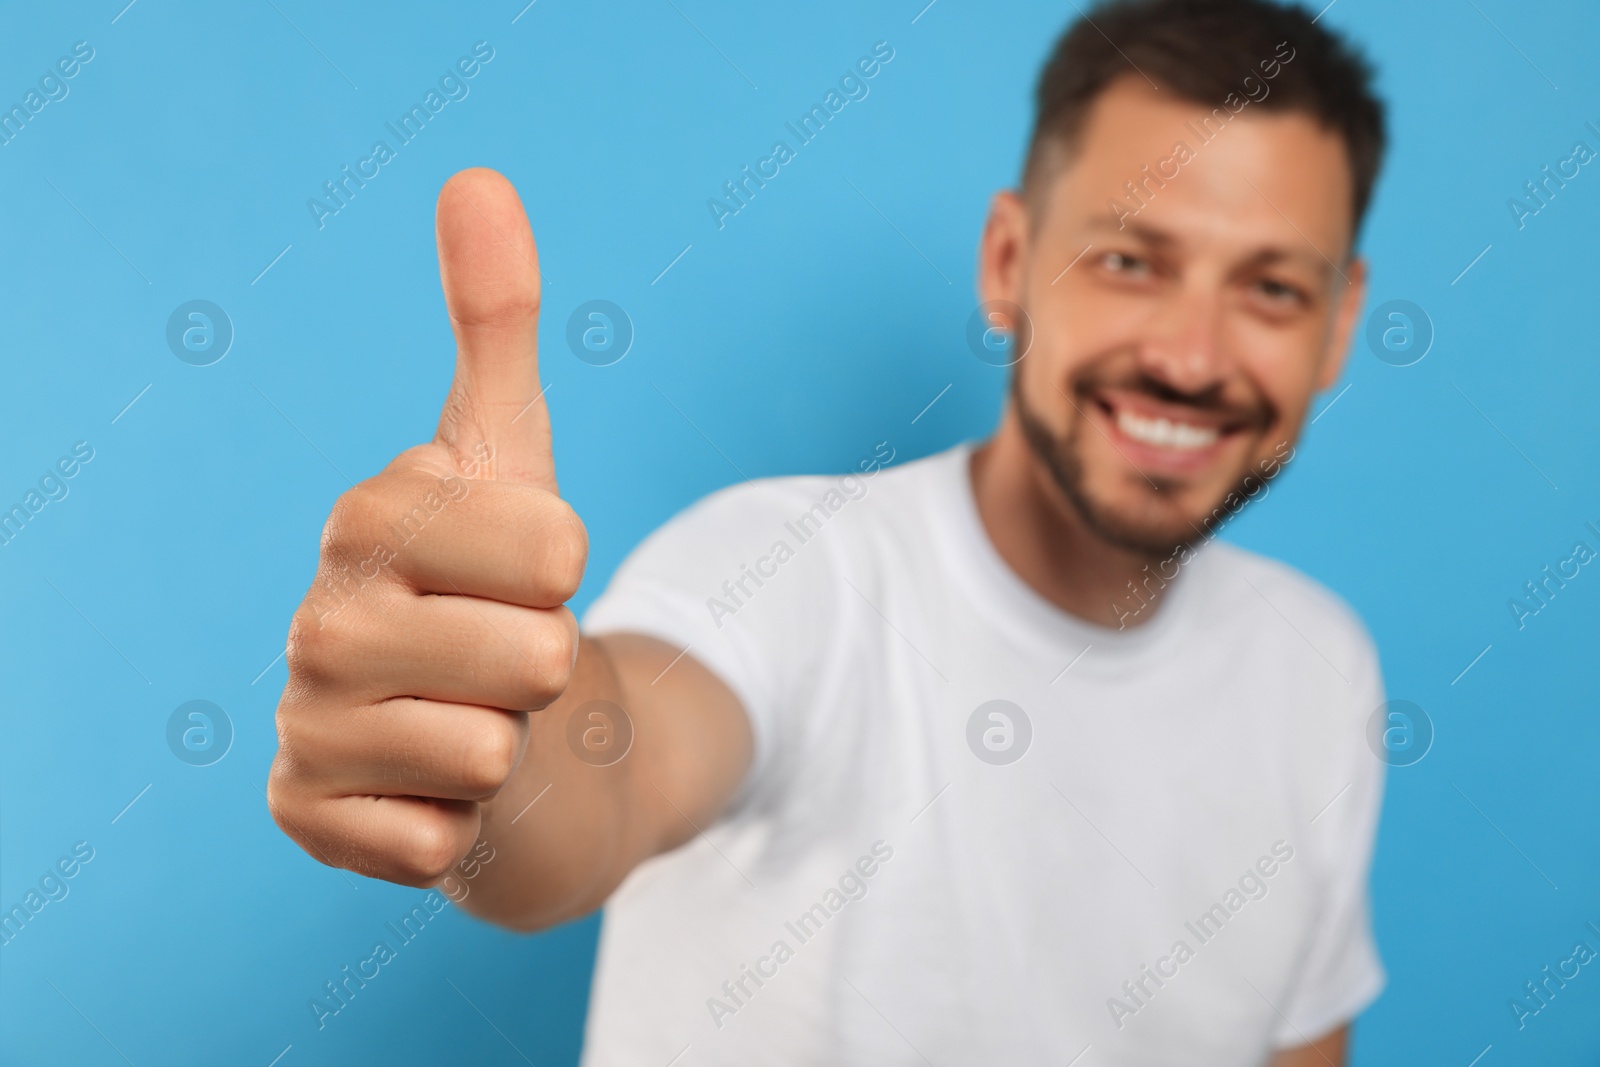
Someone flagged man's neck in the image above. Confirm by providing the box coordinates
[969,411,1169,631]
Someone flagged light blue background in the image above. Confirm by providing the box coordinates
[2,1,1597,1063]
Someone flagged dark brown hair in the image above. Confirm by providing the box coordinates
[1023,0,1386,236]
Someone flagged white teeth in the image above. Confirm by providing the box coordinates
[1114,408,1219,450]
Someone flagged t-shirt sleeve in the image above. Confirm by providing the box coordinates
[1273,627,1388,1046]
[580,479,843,812]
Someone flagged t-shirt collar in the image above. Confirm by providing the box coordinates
[935,440,1207,665]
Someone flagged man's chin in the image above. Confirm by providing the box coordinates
[1073,505,1199,557]
[1014,386,1272,558]
[1066,482,1242,557]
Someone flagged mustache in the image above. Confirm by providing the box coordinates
[1073,370,1276,429]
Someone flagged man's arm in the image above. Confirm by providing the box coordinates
[267,168,750,930]
[1268,1025,1347,1067]
[457,633,750,930]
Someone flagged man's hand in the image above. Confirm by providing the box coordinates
[267,168,585,888]
[267,169,752,929]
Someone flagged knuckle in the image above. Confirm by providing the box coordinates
[306,482,409,635]
[449,289,540,332]
[285,602,347,683]
[270,705,305,767]
[456,719,520,798]
[283,610,325,679]
[517,494,587,603]
[546,504,589,601]
[524,615,575,708]
[322,481,385,557]
[548,613,579,687]
[398,815,463,885]
[288,571,402,686]
[264,764,316,852]
[510,661,552,713]
[264,764,293,834]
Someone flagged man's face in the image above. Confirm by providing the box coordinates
[980,76,1366,555]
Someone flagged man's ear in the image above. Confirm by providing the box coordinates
[978,189,1031,315]
[1316,256,1367,392]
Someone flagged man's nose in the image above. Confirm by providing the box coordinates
[1136,279,1230,396]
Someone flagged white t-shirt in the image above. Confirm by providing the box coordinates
[580,442,1385,1066]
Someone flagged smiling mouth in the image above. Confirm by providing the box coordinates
[1112,407,1219,451]
[1089,390,1256,475]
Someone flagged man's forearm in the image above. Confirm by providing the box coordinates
[453,631,753,931]
[1267,1025,1347,1067]
[456,636,653,931]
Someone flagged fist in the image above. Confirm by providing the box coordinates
[268,168,587,887]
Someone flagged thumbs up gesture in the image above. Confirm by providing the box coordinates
[268,169,587,887]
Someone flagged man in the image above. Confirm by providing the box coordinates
[268,0,1389,1062]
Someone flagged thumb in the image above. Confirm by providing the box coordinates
[433,167,554,492]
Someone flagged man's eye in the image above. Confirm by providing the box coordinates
[1255,278,1305,304]
[1102,251,1149,276]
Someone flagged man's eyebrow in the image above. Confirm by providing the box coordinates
[1240,246,1339,281]
[1082,217,1176,245]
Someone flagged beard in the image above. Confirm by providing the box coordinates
[1011,360,1279,557]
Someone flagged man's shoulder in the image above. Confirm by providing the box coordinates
[1197,541,1378,671]
[659,442,950,537]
